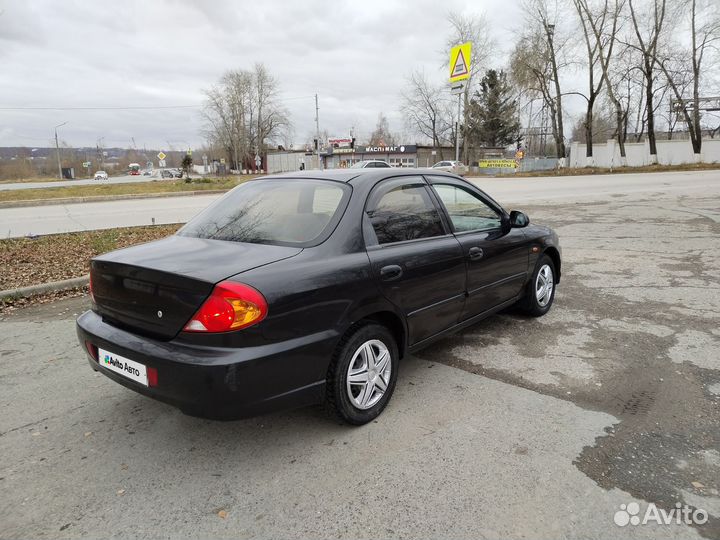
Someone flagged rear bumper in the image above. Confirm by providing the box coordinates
[76,310,338,420]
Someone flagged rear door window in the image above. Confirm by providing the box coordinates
[365,177,445,245]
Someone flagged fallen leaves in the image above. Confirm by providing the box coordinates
[0,224,180,292]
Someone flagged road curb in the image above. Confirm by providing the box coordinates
[0,189,228,209]
[0,275,89,301]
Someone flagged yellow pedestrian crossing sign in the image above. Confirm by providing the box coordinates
[449,42,472,83]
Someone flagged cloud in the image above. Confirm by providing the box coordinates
[0,0,523,148]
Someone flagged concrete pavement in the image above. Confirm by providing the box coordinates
[0,300,700,540]
[1,180,719,538]
[1,170,719,238]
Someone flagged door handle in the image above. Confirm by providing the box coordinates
[380,264,403,281]
[468,247,484,261]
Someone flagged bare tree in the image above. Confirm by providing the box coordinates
[201,64,290,171]
[654,0,720,157]
[575,0,628,162]
[572,0,610,164]
[253,63,290,161]
[400,70,453,158]
[368,113,396,146]
[570,105,616,142]
[444,12,494,162]
[624,0,670,162]
[611,42,647,142]
[510,0,569,159]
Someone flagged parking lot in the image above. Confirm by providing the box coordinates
[1,174,719,539]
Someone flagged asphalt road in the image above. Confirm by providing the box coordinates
[1,176,719,539]
[0,173,174,191]
[1,170,719,239]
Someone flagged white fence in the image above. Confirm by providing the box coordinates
[268,152,318,173]
[569,138,720,168]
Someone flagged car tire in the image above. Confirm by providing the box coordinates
[519,254,557,317]
[325,323,399,425]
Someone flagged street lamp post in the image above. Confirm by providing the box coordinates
[97,137,105,170]
[54,122,67,180]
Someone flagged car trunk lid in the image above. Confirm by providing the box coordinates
[91,235,301,339]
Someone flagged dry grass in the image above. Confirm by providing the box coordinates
[0,224,181,292]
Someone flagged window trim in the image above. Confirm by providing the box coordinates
[363,175,451,248]
[425,175,507,235]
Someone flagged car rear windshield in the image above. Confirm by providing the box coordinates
[178,179,350,246]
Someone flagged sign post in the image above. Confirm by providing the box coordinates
[448,42,472,166]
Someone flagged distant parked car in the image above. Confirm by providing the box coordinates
[431,161,467,176]
[350,160,391,169]
[160,170,175,179]
[142,171,152,176]
[94,170,108,181]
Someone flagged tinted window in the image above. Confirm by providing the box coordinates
[178,179,349,246]
[366,181,444,245]
[432,184,502,232]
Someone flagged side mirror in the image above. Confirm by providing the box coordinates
[510,210,530,228]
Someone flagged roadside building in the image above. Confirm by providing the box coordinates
[268,144,462,173]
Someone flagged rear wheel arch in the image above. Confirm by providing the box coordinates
[361,311,407,359]
[338,309,407,360]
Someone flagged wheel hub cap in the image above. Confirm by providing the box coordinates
[346,339,391,410]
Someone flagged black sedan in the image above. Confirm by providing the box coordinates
[77,169,561,425]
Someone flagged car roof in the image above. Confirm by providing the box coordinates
[263,168,460,185]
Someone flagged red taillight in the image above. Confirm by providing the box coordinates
[85,341,98,361]
[183,281,268,333]
[147,366,158,387]
[88,272,94,303]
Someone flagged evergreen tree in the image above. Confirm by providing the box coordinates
[467,69,521,148]
[181,154,193,180]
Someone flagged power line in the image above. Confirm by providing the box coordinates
[0,95,317,111]
[0,105,200,111]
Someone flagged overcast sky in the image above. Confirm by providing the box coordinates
[0,0,528,150]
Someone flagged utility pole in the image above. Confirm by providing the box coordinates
[54,121,67,180]
[315,93,322,170]
[455,93,462,164]
[449,83,465,166]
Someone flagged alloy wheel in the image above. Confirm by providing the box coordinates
[535,264,554,307]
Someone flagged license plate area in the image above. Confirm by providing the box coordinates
[98,348,148,386]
